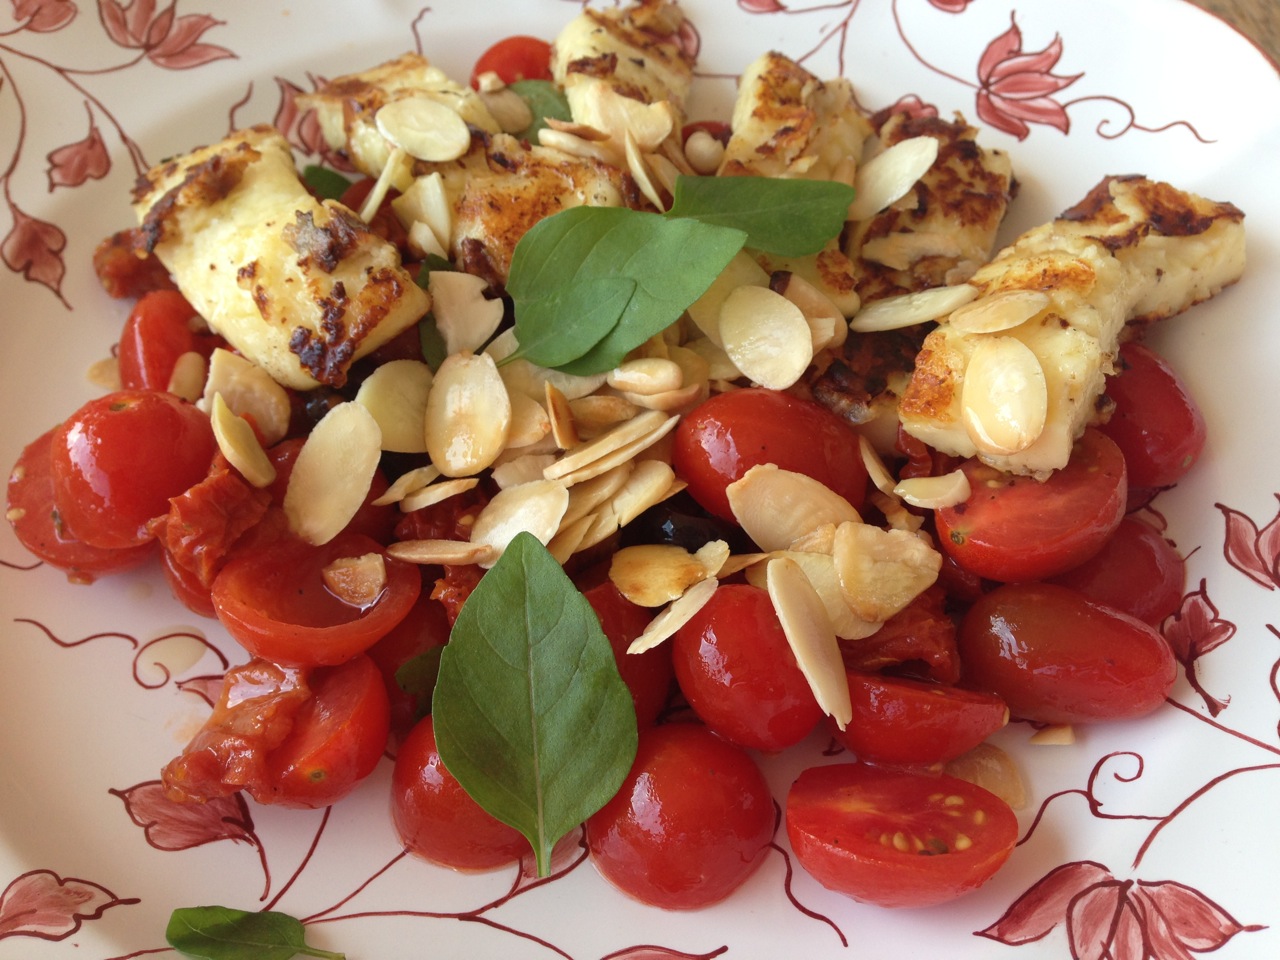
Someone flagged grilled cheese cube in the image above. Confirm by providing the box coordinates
[298,53,500,186]
[898,176,1245,477]
[133,125,430,390]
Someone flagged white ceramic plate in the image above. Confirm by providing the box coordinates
[2,1,1278,958]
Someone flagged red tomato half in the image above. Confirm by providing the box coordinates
[672,388,868,523]
[786,763,1018,908]
[935,429,1127,582]
[831,671,1007,766]
[392,715,530,871]
[470,35,553,88]
[957,582,1177,724]
[1048,516,1185,626]
[211,530,421,667]
[49,390,217,550]
[1099,342,1206,490]
[585,723,774,910]
[117,289,205,392]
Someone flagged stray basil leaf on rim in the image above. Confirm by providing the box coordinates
[166,906,345,960]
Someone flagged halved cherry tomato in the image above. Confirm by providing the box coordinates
[585,723,774,910]
[210,530,421,667]
[934,428,1127,582]
[117,289,207,392]
[578,570,671,729]
[470,35,553,88]
[392,715,530,871]
[162,655,390,809]
[786,763,1018,908]
[49,390,218,550]
[1099,341,1206,490]
[6,426,155,583]
[1048,516,1185,626]
[672,583,822,751]
[672,388,868,523]
[957,582,1177,724]
[366,589,451,745]
[160,545,217,618]
[830,671,1007,766]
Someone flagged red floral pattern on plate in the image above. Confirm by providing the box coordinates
[0,870,137,941]
[975,15,1081,138]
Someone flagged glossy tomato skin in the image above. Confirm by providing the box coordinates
[6,426,155,582]
[578,572,671,729]
[585,723,774,910]
[837,584,961,685]
[211,530,422,667]
[672,388,868,523]
[1048,516,1185,626]
[470,35,553,88]
[366,589,451,746]
[935,429,1127,582]
[786,763,1018,908]
[672,583,822,751]
[1099,342,1206,489]
[49,390,217,550]
[117,289,204,392]
[392,715,530,871]
[831,671,1007,766]
[957,582,1177,724]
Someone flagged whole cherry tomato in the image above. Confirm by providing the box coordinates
[934,429,1127,582]
[672,583,822,751]
[1048,516,1185,626]
[117,289,207,392]
[585,723,774,910]
[49,389,217,550]
[786,763,1018,908]
[470,35,553,88]
[578,570,672,729]
[672,388,868,523]
[957,582,1177,724]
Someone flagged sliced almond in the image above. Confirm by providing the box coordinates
[544,382,578,450]
[407,220,449,261]
[355,358,433,454]
[358,146,409,222]
[491,452,557,490]
[373,464,442,506]
[626,576,718,655]
[210,393,276,489]
[322,553,387,609]
[609,544,718,608]
[546,513,595,564]
[86,355,121,391]
[868,488,926,533]
[944,742,1025,810]
[550,413,679,487]
[625,129,667,212]
[847,135,939,221]
[726,464,861,553]
[685,251,770,345]
[748,550,882,641]
[425,352,512,477]
[479,87,534,134]
[894,470,971,510]
[392,172,453,251]
[607,357,683,396]
[718,285,813,390]
[506,391,552,449]
[401,476,480,514]
[469,479,570,566]
[608,459,676,527]
[376,95,472,162]
[575,507,621,553]
[777,273,847,353]
[831,521,941,622]
[537,127,615,162]
[488,328,608,401]
[562,462,634,528]
[858,435,897,496]
[543,409,672,482]
[567,394,641,435]
[961,336,1048,456]
[1029,724,1077,746]
[388,539,497,566]
[948,289,1051,335]
[167,351,207,402]
[200,348,291,446]
[765,557,852,729]
[284,401,382,545]
[429,271,504,356]
[680,337,741,381]
[849,284,978,333]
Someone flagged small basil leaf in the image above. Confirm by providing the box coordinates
[666,175,856,257]
[509,79,572,143]
[395,646,445,721]
[418,316,447,371]
[166,906,344,960]
[301,165,352,202]
[503,275,637,369]
[432,532,638,877]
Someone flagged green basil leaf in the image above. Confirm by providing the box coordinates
[503,275,637,368]
[395,646,444,721]
[666,175,856,257]
[432,532,638,876]
[418,315,447,371]
[509,79,572,143]
[166,906,345,960]
[506,207,746,375]
[301,165,352,202]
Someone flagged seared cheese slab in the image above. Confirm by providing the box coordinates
[898,175,1245,476]
[133,125,430,390]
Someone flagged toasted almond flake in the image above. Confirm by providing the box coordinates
[607,357,683,396]
[425,352,512,477]
[849,284,979,333]
[322,553,387,609]
[543,409,670,482]
[575,508,622,553]
[847,135,939,221]
[746,550,881,641]
[86,355,121,390]
[619,380,707,413]
[948,288,1051,335]
[491,452,557,490]
[429,271,504,357]
[868,488,925,533]
[167,351,207,402]
[647,152,682,198]
[861,231,963,271]
[608,459,676,527]
[537,127,615,162]
[685,251,770,346]
[1029,724,1076,746]
[393,172,453,251]
[894,470,971,509]
[727,464,861,553]
[625,130,667,212]
[831,520,941,622]
[487,329,608,401]
[717,552,770,578]
[567,394,641,434]
[407,220,449,261]
[562,462,634,528]
[684,129,724,176]
[609,544,717,607]
[569,79,676,152]
[551,413,680,487]
[544,382,578,450]
[401,476,480,514]
[388,539,497,566]
[766,557,852,728]
[500,390,549,450]
[961,336,1048,456]
[479,86,534,134]
[681,337,741,381]
[546,513,594,564]
[787,523,838,555]
[945,742,1026,810]
[718,285,813,390]
[469,479,570,566]
[359,146,411,222]
[626,576,718,655]
[210,393,276,489]
[694,540,731,577]
[200,348,292,446]
[284,401,382,545]
[544,117,611,141]
[373,464,442,506]
[354,358,433,454]
[858,435,897,496]
[777,273,847,353]
[376,95,472,162]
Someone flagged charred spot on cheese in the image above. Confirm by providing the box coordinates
[283,209,364,273]
[134,144,258,253]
